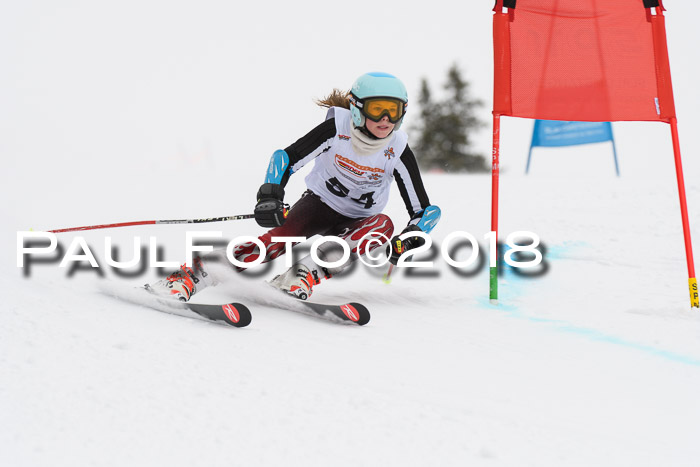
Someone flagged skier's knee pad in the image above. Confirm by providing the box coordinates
[350,213,395,253]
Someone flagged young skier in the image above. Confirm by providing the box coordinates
[147,72,441,301]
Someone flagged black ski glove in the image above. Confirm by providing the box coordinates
[387,224,426,265]
[254,183,289,228]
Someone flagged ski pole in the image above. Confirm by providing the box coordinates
[382,264,394,284]
[47,214,255,233]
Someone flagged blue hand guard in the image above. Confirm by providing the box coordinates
[264,150,290,184]
[415,205,441,233]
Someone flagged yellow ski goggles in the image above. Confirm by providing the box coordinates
[353,96,406,123]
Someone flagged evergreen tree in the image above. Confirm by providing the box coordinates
[411,64,488,172]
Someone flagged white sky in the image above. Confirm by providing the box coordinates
[1,1,698,218]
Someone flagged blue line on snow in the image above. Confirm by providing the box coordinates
[478,297,700,367]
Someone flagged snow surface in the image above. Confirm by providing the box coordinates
[4,167,700,467]
[3,2,700,466]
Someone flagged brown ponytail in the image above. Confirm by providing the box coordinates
[315,88,351,109]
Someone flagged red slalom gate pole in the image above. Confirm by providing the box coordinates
[669,117,699,307]
[47,214,255,233]
[489,113,501,304]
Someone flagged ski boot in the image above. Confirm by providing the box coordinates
[145,259,210,302]
[269,263,317,300]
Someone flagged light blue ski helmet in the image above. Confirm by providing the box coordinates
[349,72,408,131]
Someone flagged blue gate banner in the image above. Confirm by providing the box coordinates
[527,120,619,175]
[531,120,613,147]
